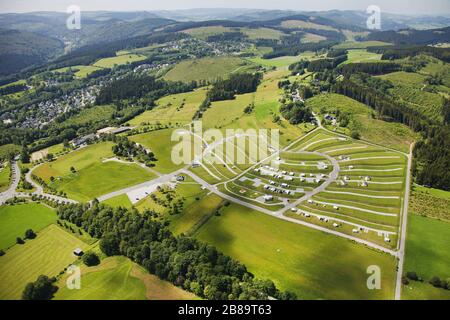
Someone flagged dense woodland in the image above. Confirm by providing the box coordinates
[55,202,297,300]
[96,75,196,105]
[206,73,262,102]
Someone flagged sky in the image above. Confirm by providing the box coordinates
[0,0,449,15]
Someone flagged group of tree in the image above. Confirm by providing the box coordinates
[206,32,248,43]
[22,275,58,300]
[96,74,196,105]
[55,202,297,300]
[331,73,450,190]
[206,73,262,102]
[263,40,336,59]
[107,134,157,167]
[337,62,402,76]
[367,45,450,63]
[280,101,313,125]
[365,26,450,46]
[0,83,28,96]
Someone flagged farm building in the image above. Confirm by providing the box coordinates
[73,248,84,256]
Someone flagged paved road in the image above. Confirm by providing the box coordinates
[394,142,414,300]
[0,161,20,205]
[24,164,78,204]
[96,168,186,202]
[281,151,340,214]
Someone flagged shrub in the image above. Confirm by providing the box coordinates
[82,252,100,267]
[25,229,36,239]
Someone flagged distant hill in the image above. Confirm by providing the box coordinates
[306,10,450,31]
[366,26,450,45]
[0,13,175,47]
[0,28,64,75]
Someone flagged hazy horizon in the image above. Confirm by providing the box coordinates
[0,0,449,15]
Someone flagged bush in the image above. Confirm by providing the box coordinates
[406,271,420,281]
[401,277,409,285]
[25,229,36,239]
[16,237,25,244]
[82,252,100,267]
[22,275,58,300]
[429,276,442,288]
[0,249,5,256]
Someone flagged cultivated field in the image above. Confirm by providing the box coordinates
[409,184,450,221]
[0,224,91,300]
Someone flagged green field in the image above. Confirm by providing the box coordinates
[248,51,317,68]
[306,93,417,153]
[59,105,116,127]
[182,26,284,40]
[163,56,253,82]
[333,41,393,50]
[129,129,189,174]
[129,88,207,126]
[93,53,147,68]
[51,161,156,202]
[403,214,450,299]
[33,142,156,201]
[0,162,10,192]
[280,20,337,31]
[55,256,196,300]
[53,65,102,78]
[0,224,91,300]
[202,69,311,147]
[101,194,133,209]
[341,49,383,64]
[195,203,397,299]
[0,203,57,250]
[169,193,223,235]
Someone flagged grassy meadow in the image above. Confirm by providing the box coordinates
[0,203,57,250]
[93,53,146,68]
[129,88,207,126]
[33,142,156,201]
[163,56,253,82]
[0,224,91,300]
[403,214,450,299]
[54,256,197,300]
[0,162,10,192]
[306,93,417,153]
[195,203,397,299]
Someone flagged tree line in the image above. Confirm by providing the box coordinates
[55,202,297,300]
